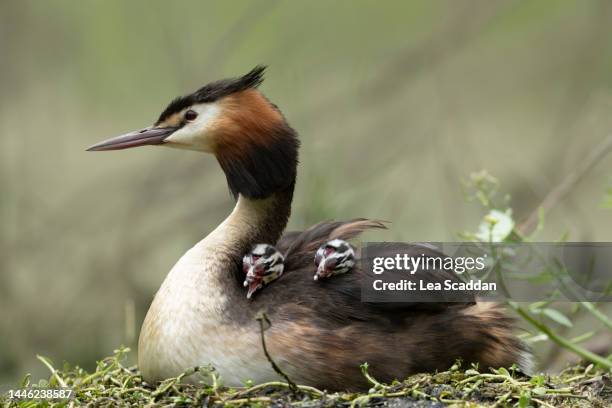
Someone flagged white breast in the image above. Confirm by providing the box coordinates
[138,195,290,385]
[138,244,280,385]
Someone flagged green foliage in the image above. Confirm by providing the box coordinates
[463,171,612,371]
[1,349,609,407]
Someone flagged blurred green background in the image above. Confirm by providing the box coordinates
[1,0,612,385]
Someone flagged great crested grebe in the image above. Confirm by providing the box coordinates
[243,243,285,299]
[88,67,531,390]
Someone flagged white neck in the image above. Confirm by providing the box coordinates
[138,191,292,384]
[198,195,275,257]
[167,194,280,303]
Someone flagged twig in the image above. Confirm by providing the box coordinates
[360,362,390,391]
[491,391,512,408]
[564,364,594,383]
[349,389,418,408]
[36,355,68,388]
[222,396,272,405]
[532,397,557,408]
[542,393,588,399]
[518,134,612,235]
[458,373,527,387]
[225,381,323,401]
[256,312,300,396]
[151,366,200,398]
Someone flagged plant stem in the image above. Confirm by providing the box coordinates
[256,312,300,396]
[36,355,68,388]
[508,302,612,370]
[580,301,612,330]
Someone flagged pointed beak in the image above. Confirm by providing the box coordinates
[315,263,326,281]
[246,281,261,299]
[86,126,179,151]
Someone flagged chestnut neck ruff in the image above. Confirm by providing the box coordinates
[212,122,299,305]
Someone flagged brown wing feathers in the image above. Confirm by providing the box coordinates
[329,218,387,241]
[260,219,530,380]
[278,218,386,270]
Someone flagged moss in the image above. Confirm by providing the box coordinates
[1,347,610,407]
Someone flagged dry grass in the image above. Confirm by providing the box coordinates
[1,347,610,407]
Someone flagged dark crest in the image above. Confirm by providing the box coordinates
[156,66,267,124]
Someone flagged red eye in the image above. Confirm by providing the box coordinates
[185,110,198,121]
[252,255,261,262]
[243,263,250,273]
[324,247,334,256]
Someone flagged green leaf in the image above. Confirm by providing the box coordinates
[571,331,595,344]
[518,390,531,408]
[532,387,546,396]
[497,367,510,377]
[528,301,549,311]
[541,308,573,328]
[529,374,546,386]
[20,373,31,388]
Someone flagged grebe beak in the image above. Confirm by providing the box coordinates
[86,126,179,151]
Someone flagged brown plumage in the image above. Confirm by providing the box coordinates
[245,220,529,390]
[278,218,386,270]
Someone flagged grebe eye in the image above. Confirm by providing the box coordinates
[185,110,198,121]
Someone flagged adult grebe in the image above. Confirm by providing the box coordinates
[88,66,531,390]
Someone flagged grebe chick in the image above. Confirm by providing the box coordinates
[242,243,285,299]
[314,238,355,281]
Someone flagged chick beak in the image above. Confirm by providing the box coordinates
[314,264,326,281]
[246,282,261,299]
[86,126,179,151]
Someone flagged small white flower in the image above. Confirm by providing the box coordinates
[475,209,515,242]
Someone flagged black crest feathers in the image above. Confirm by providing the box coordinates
[156,66,267,124]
